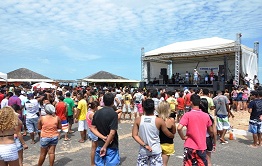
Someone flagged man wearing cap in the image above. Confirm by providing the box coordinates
[25,93,40,144]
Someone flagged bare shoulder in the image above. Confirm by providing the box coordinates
[134,116,141,124]
[166,117,175,126]
[156,117,164,123]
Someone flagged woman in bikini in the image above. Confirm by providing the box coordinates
[12,104,28,166]
[0,106,19,166]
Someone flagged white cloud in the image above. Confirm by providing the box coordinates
[0,0,261,79]
[60,46,101,61]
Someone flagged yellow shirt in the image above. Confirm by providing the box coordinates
[123,94,132,105]
[77,99,87,120]
[166,97,178,111]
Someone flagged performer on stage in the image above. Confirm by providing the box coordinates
[193,69,199,85]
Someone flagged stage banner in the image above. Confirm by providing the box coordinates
[199,67,218,71]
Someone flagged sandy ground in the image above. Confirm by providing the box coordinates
[121,109,251,131]
[229,110,250,130]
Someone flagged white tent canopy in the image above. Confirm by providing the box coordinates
[145,37,235,56]
[0,72,7,81]
[32,82,56,89]
[143,37,258,85]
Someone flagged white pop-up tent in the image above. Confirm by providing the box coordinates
[0,72,7,82]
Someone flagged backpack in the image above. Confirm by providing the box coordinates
[200,97,208,113]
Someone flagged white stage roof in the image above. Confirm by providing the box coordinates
[145,37,235,56]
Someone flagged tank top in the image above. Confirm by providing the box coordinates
[139,115,161,155]
[232,91,237,98]
[86,111,94,128]
[159,127,173,144]
[56,102,67,121]
[41,116,59,138]
[242,90,249,100]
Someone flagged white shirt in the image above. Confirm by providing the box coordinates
[115,94,123,106]
[1,98,8,108]
[25,99,40,118]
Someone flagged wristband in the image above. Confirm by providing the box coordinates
[143,144,148,148]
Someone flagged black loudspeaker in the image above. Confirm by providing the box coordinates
[163,75,168,84]
[213,81,225,91]
[139,82,146,88]
[160,68,167,75]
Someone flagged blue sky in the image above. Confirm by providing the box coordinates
[1,0,262,81]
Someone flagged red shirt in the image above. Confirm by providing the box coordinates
[210,71,214,77]
[180,109,212,150]
[0,93,4,104]
[185,93,191,106]
[56,102,67,121]
[177,97,185,110]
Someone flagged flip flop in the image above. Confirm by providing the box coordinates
[78,140,85,143]
[64,138,71,141]
[248,144,258,148]
[221,141,228,145]
[69,131,75,134]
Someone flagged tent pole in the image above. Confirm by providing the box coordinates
[234,33,242,86]
[141,47,145,82]
[254,41,259,79]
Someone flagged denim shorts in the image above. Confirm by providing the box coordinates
[95,147,120,166]
[40,136,58,148]
[248,120,262,134]
[88,128,98,142]
[26,117,39,133]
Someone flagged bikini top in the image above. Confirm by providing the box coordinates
[0,130,14,137]
[0,134,14,137]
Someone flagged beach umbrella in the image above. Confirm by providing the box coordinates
[32,82,56,89]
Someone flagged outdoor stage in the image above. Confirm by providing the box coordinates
[141,35,259,90]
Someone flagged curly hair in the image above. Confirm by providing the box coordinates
[0,106,18,131]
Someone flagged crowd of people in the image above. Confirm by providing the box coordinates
[155,68,260,89]
[0,83,261,166]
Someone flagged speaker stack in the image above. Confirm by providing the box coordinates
[160,68,168,84]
